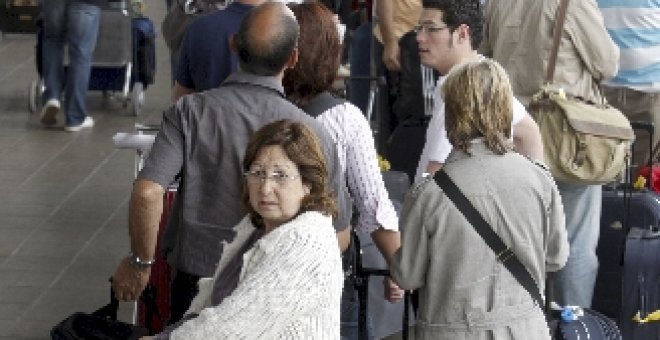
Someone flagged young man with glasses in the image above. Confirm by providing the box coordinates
[411,0,543,181]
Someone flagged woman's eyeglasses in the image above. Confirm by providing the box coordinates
[244,169,300,185]
[413,25,449,34]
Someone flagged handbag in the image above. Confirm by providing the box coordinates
[51,287,149,340]
[527,0,633,184]
[434,170,622,339]
[161,0,226,53]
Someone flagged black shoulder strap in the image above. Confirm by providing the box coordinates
[434,170,545,310]
[301,91,347,118]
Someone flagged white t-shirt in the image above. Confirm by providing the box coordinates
[414,75,528,180]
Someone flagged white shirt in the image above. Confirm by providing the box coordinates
[415,75,528,180]
[317,102,399,233]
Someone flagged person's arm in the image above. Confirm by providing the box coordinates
[568,0,620,81]
[371,228,400,265]
[425,160,443,176]
[113,105,186,301]
[417,105,451,179]
[113,179,165,301]
[172,81,194,103]
[327,105,400,259]
[169,216,341,338]
[512,114,544,161]
[337,227,351,253]
[375,0,400,71]
[389,184,431,291]
[546,181,569,272]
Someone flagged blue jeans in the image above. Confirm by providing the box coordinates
[41,0,101,126]
[348,23,374,114]
[553,183,602,308]
[340,282,374,340]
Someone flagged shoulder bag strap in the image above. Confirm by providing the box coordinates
[434,170,545,309]
[546,0,571,83]
[301,91,347,118]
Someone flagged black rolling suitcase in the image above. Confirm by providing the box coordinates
[0,0,39,34]
[593,121,660,339]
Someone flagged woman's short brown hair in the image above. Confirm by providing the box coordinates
[282,2,341,107]
[443,59,514,155]
[242,119,337,228]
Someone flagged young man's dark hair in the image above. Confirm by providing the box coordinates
[421,0,483,49]
[235,3,300,76]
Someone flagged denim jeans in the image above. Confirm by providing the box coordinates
[347,23,375,114]
[41,0,101,126]
[553,183,602,308]
[340,282,374,340]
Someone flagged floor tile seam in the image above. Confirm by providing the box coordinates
[1,147,119,263]
[9,136,78,193]
[0,51,35,83]
[15,193,131,322]
[9,114,112,194]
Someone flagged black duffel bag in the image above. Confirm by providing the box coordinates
[51,287,149,340]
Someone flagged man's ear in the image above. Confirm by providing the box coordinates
[457,24,471,44]
[230,33,238,53]
[286,47,299,69]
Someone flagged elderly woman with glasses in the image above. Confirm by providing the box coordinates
[151,119,343,339]
[389,60,569,339]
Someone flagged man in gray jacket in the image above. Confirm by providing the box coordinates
[482,0,620,308]
[112,2,351,324]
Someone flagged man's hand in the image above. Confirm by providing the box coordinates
[383,276,405,303]
[112,257,151,301]
[382,41,401,71]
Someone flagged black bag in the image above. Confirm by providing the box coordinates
[161,0,225,53]
[132,16,157,86]
[51,289,149,340]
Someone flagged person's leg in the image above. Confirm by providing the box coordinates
[340,281,375,340]
[64,2,101,127]
[168,270,200,325]
[40,0,68,125]
[553,183,602,308]
[348,22,373,114]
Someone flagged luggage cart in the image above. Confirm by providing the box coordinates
[28,2,153,117]
[113,125,177,334]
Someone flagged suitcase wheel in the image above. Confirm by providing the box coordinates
[27,79,42,115]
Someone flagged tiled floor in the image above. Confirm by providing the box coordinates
[0,2,171,338]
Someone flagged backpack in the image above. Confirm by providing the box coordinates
[161,0,227,53]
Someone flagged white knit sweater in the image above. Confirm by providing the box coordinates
[171,211,343,339]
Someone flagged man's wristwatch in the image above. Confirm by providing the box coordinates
[128,254,154,270]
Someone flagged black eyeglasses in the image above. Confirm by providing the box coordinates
[413,25,450,34]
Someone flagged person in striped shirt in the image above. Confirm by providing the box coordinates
[598,0,660,167]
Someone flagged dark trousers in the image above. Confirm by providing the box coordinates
[168,269,200,325]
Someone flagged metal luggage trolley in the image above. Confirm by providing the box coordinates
[28,1,146,117]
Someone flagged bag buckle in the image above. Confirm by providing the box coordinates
[496,248,514,263]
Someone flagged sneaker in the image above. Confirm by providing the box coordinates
[39,99,60,126]
[64,116,95,132]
